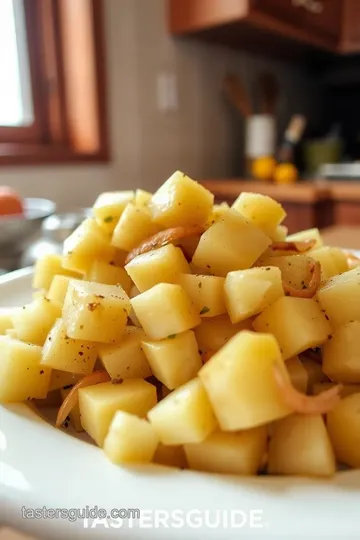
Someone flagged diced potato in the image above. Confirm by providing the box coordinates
[5,329,18,339]
[184,427,267,475]
[287,228,323,249]
[259,254,317,291]
[79,379,157,446]
[153,444,188,469]
[48,369,81,392]
[12,297,62,346]
[111,203,160,252]
[60,387,83,432]
[134,189,152,207]
[141,331,202,389]
[178,274,226,318]
[104,411,158,464]
[322,321,360,383]
[286,356,308,393]
[131,283,201,340]
[224,267,284,323]
[253,297,332,360]
[33,254,81,290]
[0,313,13,335]
[327,393,360,468]
[0,337,51,402]
[194,315,253,354]
[86,260,132,293]
[47,275,77,307]
[150,171,213,228]
[63,281,131,344]
[41,319,97,375]
[313,382,360,398]
[309,247,348,280]
[266,224,288,242]
[206,202,230,227]
[93,190,134,233]
[148,378,217,445]
[34,389,62,408]
[199,331,292,430]
[125,244,190,293]
[317,268,360,326]
[98,326,152,380]
[301,356,328,392]
[268,414,336,477]
[232,192,286,236]
[192,210,271,277]
[63,219,116,274]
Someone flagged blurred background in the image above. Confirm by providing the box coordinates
[0,0,360,274]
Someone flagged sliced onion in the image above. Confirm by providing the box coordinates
[273,363,342,414]
[282,260,321,298]
[56,370,110,428]
[125,225,205,264]
[270,239,316,255]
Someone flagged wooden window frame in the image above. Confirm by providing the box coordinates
[0,0,109,165]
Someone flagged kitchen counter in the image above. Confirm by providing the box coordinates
[200,179,360,233]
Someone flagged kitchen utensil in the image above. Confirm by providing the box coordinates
[223,73,252,117]
[0,198,56,254]
[277,115,307,163]
[257,72,279,115]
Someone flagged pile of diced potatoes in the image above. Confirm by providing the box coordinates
[0,171,359,477]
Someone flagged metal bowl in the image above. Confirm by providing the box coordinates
[0,198,56,253]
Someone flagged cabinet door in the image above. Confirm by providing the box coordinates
[304,0,341,40]
[252,0,306,28]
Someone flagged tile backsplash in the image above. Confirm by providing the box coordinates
[0,0,320,210]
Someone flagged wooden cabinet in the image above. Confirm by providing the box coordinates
[169,0,356,55]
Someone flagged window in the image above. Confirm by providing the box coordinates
[0,0,109,164]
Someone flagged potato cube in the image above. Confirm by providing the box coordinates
[267,224,288,242]
[178,274,226,318]
[93,190,134,233]
[313,382,360,398]
[0,337,51,402]
[317,268,360,326]
[63,219,116,274]
[125,244,190,293]
[309,247,348,280]
[79,379,157,446]
[12,297,61,346]
[141,331,202,389]
[64,281,131,344]
[199,331,292,430]
[98,326,152,380]
[111,203,160,252]
[131,283,201,340]
[259,254,317,291]
[285,356,308,393]
[192,210,271,277]
[60,387,83,431]
[268,414,336,477]
[184,426,267,475]
[5,329,18,339]
[153,444,188,469]
[135,189,152,207]
[253,297,332,360]
[287,228,323,249]
[150,171,213,227]
[86,260,132,293]
[48,369,81,392]
[33,254,81,290]
[322,321,360,383]
[232,192,286,235]
[148,378,217,445]
[194,315,253,354]
[41,319,97,375]
[0,313,13,335]
[224,267,284,323]
[300,356,327,393]
[104,411,158,464]
[206,202,230,225]
[327,393,360,468]
[47,275,78,307]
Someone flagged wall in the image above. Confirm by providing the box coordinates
[0,0,320,210]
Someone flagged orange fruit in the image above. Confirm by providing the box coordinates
[274,163,299,185]
[0,187,24,216]
[251,156,277,182]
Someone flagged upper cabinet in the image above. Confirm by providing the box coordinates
[168,0,359,56]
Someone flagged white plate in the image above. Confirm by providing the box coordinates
[1,264,360,540]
